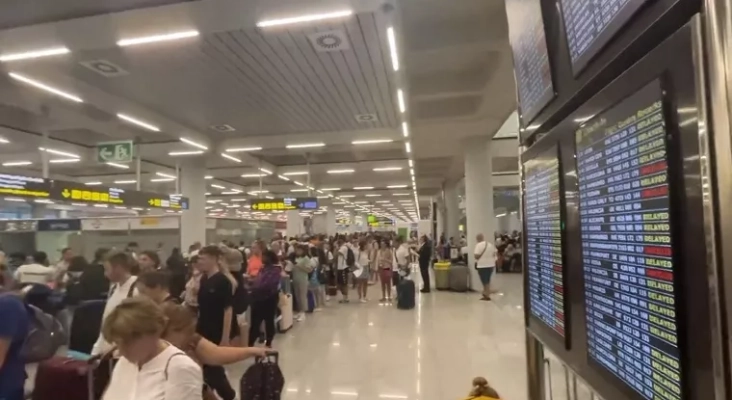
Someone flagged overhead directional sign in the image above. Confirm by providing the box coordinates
[0,173,188,210]
[251,197,318,211]
[97,140,134,163]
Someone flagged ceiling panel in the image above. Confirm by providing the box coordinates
[0,0,196,30]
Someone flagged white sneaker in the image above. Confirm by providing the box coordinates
[360,299,367,303]
[295,313,305,321]
[314,307,323,312]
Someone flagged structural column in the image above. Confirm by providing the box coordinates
[444,182,461,241]
[464,137,495,292]
[286,210,303,238]
[180,161,206,248]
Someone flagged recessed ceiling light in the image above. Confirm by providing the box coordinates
[168,150,204,156]
[84,181,102,186]
[328,169,355,174]
[259,168,273,175]
[354,201,368,204]
[117,30,200,47]
[286,143,325,149]
[150,178,175,182]
[291,189,309,192]
[106,162,130,169]
[408,159,414,167]
[211,184,225,189]
[352,139,393,145]
[221,153,241,163]
[9,73,83,102]
[205,175,213,180]
[49,158,80,164]
[373,167,402,172]
[397,89,406,113]
[2,161,32,166]
[387,27,399,71]
[241,173,267,178]
[180,138,208,150]
[257,10,353,28]
[39,147,80,158]
[0,138,8,144]
[155,172,176,179]
[226,147,262,152]
[118,113,160,132]
[366,194,381,197]
[34,199,54,204]
[113,180,136,184]
[277,175,291,181]
[3,197,26,202]
[321,188,340,191]
[283,171,309,176]
[354,186,374,190]
[293,181,305,186]
[405,142,411,153]
[0,47,70,62]
[402,122,409,137]
[340,195,356,198]
[248,190,269,195]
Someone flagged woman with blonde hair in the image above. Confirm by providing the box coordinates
[101,297,202,400]
[463,377,500,400]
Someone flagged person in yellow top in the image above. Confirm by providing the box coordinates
[463,377,501,400]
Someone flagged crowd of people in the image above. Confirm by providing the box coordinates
[0,231,439,400]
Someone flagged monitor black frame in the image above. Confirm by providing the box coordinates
[521,19,715,400]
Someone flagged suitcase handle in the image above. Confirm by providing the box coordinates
[255,350,279,364]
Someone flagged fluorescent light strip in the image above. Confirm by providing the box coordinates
[117,113,160,132]
[151,178,174,182]
[402,122,409,137]
[49,158,80,164]
[180,138,208,150]
[84,181,102,186]
[211,184,225,189]
[113,180,136,184]
[339,195,356,198]
[408,159,414,167]
[291,189,309,192]
[257,10,353,27]
[117,30,199,47]
[328,169,355,174]
[286,143,325,149]
[168,150,203,156]
[321,188,340,191]
[352,139,393,145]
[387,185,408,189]
[2,161,32,166]
[226,146,262,152]
[373,167,402,172]
[205,175,213,180]
[354,186,374,190]
[9,73,83,102]
[387,27,399,71]
[397,89,406,113]
[0,138,8,144]
[278,175,291,181]
[241,173,266,178]
[293,181,305,186]
[282,171,308,176]
[259,168,273,175]
[34,199,54,204]
[405,142,411,153]
[156,172,176,179]
[221,153,241,163]
[106,162,130,169]
[39,147,80,158]
[0,47,70,62]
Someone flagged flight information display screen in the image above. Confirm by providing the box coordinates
[560,0,652,73]
[576,80,681,400]
[506,0,555,126]
[524,149,566,337]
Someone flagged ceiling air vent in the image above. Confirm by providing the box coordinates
[210,124,236,133]
[355,114,378,123]
[79,59,129,77]
[308,30,350,52]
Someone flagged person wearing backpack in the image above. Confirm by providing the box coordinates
[0,292,30,400]
[91,251,139,355]
[248,251,282,348]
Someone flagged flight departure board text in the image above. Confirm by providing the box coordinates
[524,150,566,337]
[560,0,652,73]
[506,0,555,126]
[576,80,681,400]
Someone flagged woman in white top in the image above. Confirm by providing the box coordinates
[355,240,371,303]
[102,297,203,400]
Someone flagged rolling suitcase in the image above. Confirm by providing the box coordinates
[32,354,112,400]
[449,264,470,292]
[278,293,293,332]
[68,300,106,354]
[397,278,415,310]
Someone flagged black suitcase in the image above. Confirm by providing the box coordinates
[69,300,106,354]
[397,279,415,310]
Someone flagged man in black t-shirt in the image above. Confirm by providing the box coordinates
[196,245,236,400]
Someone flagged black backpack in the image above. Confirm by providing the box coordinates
[241,354,284,400]
[346,248,356,268]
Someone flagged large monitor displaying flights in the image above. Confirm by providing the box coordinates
[524,148,566,338]
[560,0,652,74]
[575,80,681,400]
[506,0,555,127]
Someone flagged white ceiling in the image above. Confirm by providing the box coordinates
[0,0,518,221]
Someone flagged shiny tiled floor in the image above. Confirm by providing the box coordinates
[226,272,532,400]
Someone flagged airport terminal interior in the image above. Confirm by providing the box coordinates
[2,0,732,400]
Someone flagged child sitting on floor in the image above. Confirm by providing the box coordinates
[463,377,501,400]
